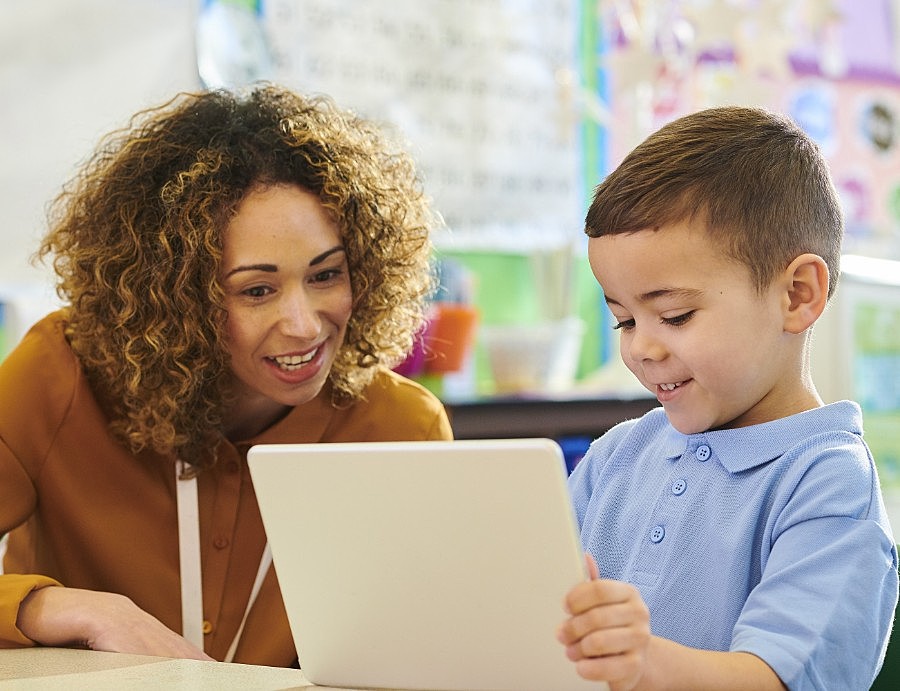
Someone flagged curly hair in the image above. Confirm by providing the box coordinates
[37,84,439,469]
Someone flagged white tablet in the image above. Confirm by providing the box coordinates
[247,438,604,691]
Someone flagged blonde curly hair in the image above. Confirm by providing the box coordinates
[38,84,438,469]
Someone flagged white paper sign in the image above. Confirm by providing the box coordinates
[263,0,582,248]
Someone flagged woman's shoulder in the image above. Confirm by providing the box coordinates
[0,310,83,433]
[364,367,442,404]
[348,367,453,440]
[1,309,77,375]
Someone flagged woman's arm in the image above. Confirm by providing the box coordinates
[16,585,213,660]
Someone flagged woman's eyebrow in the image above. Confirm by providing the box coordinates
[223,263,276,279]
[223,246,346,280]
[310,246,345,266]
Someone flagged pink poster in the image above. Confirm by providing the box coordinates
[599,0,900,260]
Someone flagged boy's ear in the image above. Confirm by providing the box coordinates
[781,253,829,334]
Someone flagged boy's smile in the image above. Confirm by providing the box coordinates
[588,220,815,434]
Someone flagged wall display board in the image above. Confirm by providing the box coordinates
[593,0,900,261]
[220,0,601,398]
[261,0,584,252]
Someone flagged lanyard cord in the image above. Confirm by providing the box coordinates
[176,462,272,662]
[224,541,272,663]
[176,461,204,650]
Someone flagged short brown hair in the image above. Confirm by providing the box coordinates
[585,106,843,298]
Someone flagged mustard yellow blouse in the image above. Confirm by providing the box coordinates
[0,312,452,664]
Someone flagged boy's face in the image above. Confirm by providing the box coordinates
[588,220,797,434]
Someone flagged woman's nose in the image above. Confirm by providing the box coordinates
[278,290,320,338]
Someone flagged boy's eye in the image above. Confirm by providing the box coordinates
[662,311,695,327]
[612,311,695,330]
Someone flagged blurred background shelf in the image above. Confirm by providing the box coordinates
[446,393,658,441]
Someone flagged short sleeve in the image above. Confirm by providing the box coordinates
[732,438,899,690]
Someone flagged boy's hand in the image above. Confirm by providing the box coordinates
[557,554,651,691]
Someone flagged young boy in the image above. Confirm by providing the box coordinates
[556,106,898,690]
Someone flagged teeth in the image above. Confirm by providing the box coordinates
[272,349,317,370]
[660,382,682,391]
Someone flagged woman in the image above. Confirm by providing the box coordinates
[0,84,452,665]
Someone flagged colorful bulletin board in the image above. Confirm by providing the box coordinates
[593,0,900,261]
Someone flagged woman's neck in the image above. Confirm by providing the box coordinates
[221,395,292,442]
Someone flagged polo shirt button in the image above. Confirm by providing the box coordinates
[650,525,665,543]
[695,445,711,461]
[202,620,213,634]
[672,479,687,495]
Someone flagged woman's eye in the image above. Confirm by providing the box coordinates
[663,311,695,327]
[612,318,635,331]
[242,285,272,298]
[312,268,343,284]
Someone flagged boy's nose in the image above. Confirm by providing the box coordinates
[626,328,666,362]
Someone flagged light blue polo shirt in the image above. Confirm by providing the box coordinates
[569,401,898,690]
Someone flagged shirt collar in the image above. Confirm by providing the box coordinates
[660,401,863,473]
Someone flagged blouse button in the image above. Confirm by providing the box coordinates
[213,535,230,549]
[672,479,687,495]
[202,620,213,634]
[695,445,711,461]
[650,525,665,543]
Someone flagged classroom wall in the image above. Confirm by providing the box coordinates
[0,0,198,299]
[0,1,594,367]
[3,1,899,394]
[0,1,601,389]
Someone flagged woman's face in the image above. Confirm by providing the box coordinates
[220,184,353,436]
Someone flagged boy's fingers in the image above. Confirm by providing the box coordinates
[585,552,600,580]
[566,578,643,617]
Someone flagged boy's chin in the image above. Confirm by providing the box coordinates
[663,409,713,436]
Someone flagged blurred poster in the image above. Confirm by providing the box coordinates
[813,260,900,490]
[593,0,900,261]
[261,0,583,247]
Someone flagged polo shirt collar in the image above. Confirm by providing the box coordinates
[660,400,862,473]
